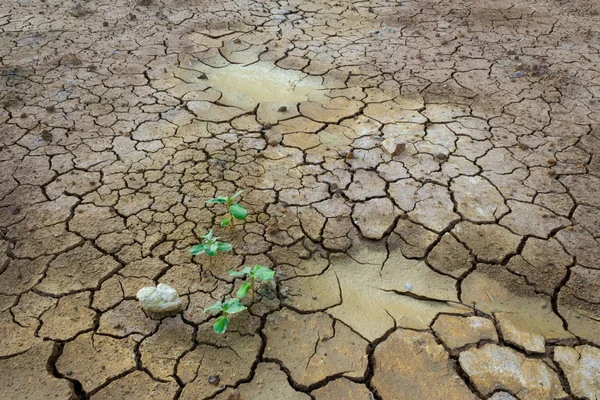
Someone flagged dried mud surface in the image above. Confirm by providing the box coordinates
[1,0,600,398]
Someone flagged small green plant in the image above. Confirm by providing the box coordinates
[204,298,246,334]
[207,190,248,228]
[229,264,275,303]
[190,230,232,265]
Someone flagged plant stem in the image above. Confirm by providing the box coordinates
[227,199,234,229]
[251,277,255,303]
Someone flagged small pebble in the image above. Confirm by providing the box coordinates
[405,283,413,291]
[208,375,220,386]
[508,71,524,79]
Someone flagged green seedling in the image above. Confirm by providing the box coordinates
[190,230,232,266]
[204,298,246,334]
[207,190,248,228]
[229,264,275,303]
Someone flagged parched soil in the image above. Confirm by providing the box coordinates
[1,0,599,399]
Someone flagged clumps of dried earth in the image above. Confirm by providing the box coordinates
[1,0,600,398]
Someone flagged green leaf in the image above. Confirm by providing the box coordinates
[223,298,246,314]
[231,190,244,200]
[217,242,232,252]
[237,282,251,299]
[213,316,229,334]
[228,266,252,278]
[229,204,248,220]
[253,265,275,282]
[205,243,218,257]
[203,301,223,314]
[207,196,228,204]
[220,216,232,227]
[200,230,215,242]
[190,244,206,255]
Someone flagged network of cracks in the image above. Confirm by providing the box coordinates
[1,0,599,398]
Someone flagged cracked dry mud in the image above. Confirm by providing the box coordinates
[1,0,600,399]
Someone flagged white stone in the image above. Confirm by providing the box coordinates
[136,284,182,313]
